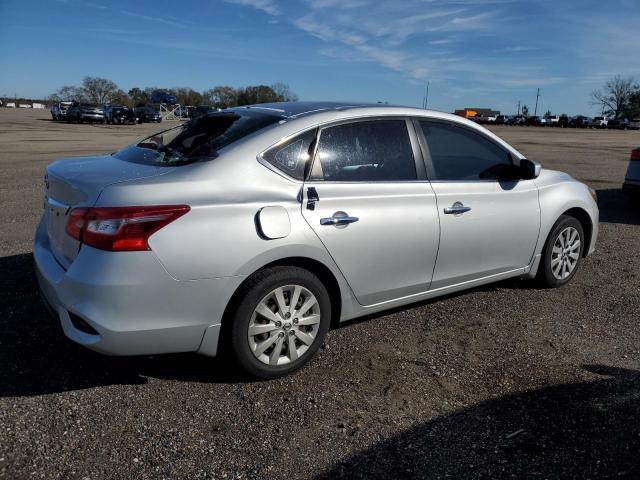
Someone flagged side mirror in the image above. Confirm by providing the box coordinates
[520,158,541,179]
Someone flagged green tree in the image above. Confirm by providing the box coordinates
[204,86,239,109]
[237,85,282,105]
[128,87,149,106]
[521,104,529,116]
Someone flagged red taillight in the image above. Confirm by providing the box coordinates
[65,205,190,251]
[631,148,640,161]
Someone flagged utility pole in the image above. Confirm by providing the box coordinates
[534,88,540,116]
[422,81,430,109]
[517,101,520,115]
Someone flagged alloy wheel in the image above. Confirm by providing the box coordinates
[248,285,321,366]
[551,226,581,280]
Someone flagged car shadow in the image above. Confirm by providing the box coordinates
[597,188,640,225]
[0,253,249,398]
[317,364,640,479]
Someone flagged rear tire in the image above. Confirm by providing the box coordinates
[226,266,331,379]
[537,215,584,288]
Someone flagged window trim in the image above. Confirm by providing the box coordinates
[412,117,515,182]
[257,127,319,183]
[307,116,427,184]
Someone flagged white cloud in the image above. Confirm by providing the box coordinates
[224,0,281,16]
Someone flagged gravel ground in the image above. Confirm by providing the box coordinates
[1,109,639,479]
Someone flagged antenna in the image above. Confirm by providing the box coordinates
[422,81,430,109]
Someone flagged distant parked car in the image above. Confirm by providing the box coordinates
[175,106,195,118]
[51,101,73,121]
[545,115,560,126]
[623,147,640,199]
[590,116,608,128]
[191,105,217,119]
[569,116,590,128]
[628,119,640,130]
[111,108,138,125]
[150,91,177,104]
[525,116,542,126]
[607,118,630,130]
[104,105,130,124]
[495,115,510,125]
[135,107,162,123]
[507,115,526,126]
[66,103,105,123]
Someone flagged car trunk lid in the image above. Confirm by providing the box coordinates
[44,154,170,268]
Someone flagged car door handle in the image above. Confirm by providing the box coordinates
[320,214,359,226]
[443,202,471,215]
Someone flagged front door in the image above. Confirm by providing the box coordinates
[302,118,440,306]
[416,119,540,289]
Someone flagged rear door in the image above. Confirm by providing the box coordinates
[301,118,440,306]
[415,119,540,289]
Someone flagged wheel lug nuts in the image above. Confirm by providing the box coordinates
[293,318,298,324]
[275,321,282,327]
[285,312,291,319]
[289,330,295,336]
[278,332,285,338]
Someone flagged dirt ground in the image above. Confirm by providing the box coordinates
[1,108,639,479]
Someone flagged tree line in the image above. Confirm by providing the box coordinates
[48,77,298,108]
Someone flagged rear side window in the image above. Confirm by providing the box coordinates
[419,121,512,181]
[114,112,281,166]
[261,129,316,181]
[310,119,416,182]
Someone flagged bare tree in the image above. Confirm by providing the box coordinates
[271,82,298,102]
[591,75,636,118]
[50,85,85,102]
[82,77,119,105]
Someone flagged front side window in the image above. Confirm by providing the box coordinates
[419,121,512,181]
[310,119,417,182]
[261,129,316,181]
[114,111,281,166]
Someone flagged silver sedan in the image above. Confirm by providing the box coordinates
[35,102,599,378]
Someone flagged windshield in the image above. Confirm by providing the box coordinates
[114,111,281,166]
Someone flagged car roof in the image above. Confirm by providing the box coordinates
[229,101,410,118]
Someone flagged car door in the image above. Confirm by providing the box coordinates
[301,118,440,306]
[415,118,540,290]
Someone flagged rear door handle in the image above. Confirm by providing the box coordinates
[444,201,471,215]
[320,212,359,226]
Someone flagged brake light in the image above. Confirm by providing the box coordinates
[631,148,640,161]
[65,205,190,251]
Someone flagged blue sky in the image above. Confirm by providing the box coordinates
[1,0,638,115]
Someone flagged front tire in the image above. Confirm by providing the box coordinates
[537,215,584,288]
[226,266,331,379]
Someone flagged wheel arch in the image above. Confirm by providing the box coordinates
[220,256,344,341]
[560,207,593,257]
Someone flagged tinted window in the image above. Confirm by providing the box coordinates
[114,112,280,166]
[419,121,512,180]
[262,129,316,181]
[311,120,416,182]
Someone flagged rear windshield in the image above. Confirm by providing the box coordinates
[114,111,281,166]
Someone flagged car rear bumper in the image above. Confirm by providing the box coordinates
[34,218,244,357]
